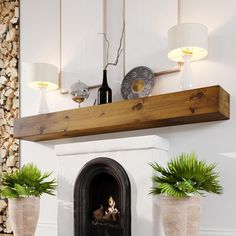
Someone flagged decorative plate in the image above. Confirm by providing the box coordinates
[121,66,154,100]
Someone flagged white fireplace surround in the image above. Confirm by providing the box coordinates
[55,135,169,236]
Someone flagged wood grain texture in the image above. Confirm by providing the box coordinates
[13,85,230,142]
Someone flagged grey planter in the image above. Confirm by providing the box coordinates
[160,196,201,236]
[8,197,40,236]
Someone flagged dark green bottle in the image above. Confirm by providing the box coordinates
[98,70,112,105]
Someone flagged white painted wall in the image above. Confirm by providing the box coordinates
[20,0,60,234]
[20,0,236,235]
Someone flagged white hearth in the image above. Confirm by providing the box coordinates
[55,135,169,236]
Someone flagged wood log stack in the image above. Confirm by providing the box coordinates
[0,0,19,233]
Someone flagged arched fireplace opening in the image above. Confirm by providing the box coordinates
[74,157,131,236]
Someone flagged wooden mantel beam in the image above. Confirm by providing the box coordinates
[14,85,230,142]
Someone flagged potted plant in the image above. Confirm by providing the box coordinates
[0,163,56,236]
[150,152,223,236]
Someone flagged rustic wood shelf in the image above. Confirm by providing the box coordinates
[14,85,230,142]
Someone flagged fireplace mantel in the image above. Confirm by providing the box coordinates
[14,85,230,142]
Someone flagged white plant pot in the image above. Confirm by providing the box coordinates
[8,197,40,236]
[160,196,201,236]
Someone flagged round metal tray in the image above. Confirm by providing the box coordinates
[121,66,154,100]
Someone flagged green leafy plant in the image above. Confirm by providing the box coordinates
[0,163,57,198]
[150,152,223,198]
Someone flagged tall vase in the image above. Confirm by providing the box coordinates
[8,197,40,236]
[160,196,201,236]
[97,69,112,105]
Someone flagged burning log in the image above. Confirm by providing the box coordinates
[93,196,120,222]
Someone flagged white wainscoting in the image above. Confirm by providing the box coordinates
[35,221,57,236]
[200,229,236,236]
[35,223,236,236]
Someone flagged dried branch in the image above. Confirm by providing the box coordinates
[105,22,125,70]
[98,32,110,66]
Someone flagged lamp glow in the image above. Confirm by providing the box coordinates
[27,63,58,114]
[168,23,208,90]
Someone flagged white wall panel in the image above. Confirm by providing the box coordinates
[125,0,177,72]
[61,0,104,95]
[20,0,61,116]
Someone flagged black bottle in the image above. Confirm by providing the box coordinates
[98,70,112,105]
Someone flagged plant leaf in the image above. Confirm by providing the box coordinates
[150,152,223,198]
[0,163,57,198]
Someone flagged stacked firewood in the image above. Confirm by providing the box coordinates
[0,0,19,233]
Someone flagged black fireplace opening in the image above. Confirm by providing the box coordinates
[74,157,131,236]
[89,172,120,220]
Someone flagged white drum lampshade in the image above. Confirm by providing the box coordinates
[27,63,59,114]
[168,23,208,90]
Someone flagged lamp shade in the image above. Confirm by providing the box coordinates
[28,63,59,90]
[168,23,208,62]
